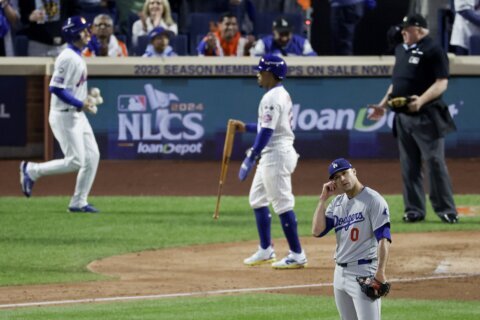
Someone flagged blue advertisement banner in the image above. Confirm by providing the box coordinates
[0,77,27,146]
[85,76,479,160]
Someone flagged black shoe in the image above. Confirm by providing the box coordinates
[440,213,458,224]
[402,212,425,223]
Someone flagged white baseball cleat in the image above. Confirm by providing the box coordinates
[272,250,307,269]
[244,246,276,266]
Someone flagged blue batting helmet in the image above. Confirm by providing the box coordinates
[62,16,90,43]
[254,54,288,79]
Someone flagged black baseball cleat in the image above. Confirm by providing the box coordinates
[402,212,425,223]
[440,213,458,224]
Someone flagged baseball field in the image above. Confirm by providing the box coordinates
[1,159,479,319]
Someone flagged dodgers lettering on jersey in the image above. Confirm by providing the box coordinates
[325,187,390,263]
[50,47,88,110]
[258,84,294,153]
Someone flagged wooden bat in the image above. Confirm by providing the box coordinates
[213,119,236,219]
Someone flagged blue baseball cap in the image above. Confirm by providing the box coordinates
[148,27,173,41]
[328,158,353,179]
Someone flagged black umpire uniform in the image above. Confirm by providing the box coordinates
[390,14,458,223]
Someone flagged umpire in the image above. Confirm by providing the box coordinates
[368,13,458,224]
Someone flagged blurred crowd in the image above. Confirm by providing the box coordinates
[0,0,478,58]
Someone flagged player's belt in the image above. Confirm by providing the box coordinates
[336,259,373,267]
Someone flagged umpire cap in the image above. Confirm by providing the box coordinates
[328,158,353,179]
[401,14,427,29]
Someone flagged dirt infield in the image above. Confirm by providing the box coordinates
[1,159,480,306]
[0,232,479,306]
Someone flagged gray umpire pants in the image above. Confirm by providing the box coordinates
[395,113,457,218]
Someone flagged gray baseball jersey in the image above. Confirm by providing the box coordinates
[325,187,390,263]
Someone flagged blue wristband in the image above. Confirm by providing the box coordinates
[49,86,83,109]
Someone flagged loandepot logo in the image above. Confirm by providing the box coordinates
[291,103,460,132]
[117,84,205,156]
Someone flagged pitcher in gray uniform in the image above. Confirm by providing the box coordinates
[312,158,392,320]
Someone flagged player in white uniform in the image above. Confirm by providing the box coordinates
[20,16,100,213]
[312,158,392,320]
[450,0,480,54]
[232,55,307,269]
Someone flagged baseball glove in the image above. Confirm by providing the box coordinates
[387,96,411,113]
[356,276,391,300]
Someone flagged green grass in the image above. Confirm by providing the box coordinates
[1,294,479,320]
[0,195,479,319]
[0,195,479,286]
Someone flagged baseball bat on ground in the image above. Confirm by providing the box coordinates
[213,119,236,219]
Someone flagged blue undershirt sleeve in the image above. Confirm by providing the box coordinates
[459,9,480,27]
[49,86,83,109]
[315,217,334,237]
[250,127,273,157]
[374,223,392,242]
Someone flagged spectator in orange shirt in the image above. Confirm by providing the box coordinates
[196,11,254,56]
[83,14,128,57]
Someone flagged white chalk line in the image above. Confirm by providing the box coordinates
[1,272,479,309]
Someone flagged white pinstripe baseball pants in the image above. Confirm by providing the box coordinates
[27,110,100,208]
[249,147,298,214]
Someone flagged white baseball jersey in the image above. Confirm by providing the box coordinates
[450,0,480,50]
[26,45,100,209]
[325,187,390,264]
[50,47,88,111]
[249,84,298,214]
[257,84,294,153]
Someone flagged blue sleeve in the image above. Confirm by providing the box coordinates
[315,217,334,237]
[245,122,257,133]
[250,127,273,157]
[196,39,208,55]
[459,9,480,27]
[374,223,392,242]
[49,86,83,109]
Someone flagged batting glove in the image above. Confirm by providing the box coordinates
[238,148,259,181]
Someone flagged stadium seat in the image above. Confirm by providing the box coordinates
[134,35,150,56]
[171,34,188,56]
[469,35,480,55]
[14,35,29,56]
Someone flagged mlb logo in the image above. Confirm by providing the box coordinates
[117,95,147,112]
